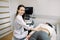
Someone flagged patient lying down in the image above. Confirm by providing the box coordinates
[26,23,56,40]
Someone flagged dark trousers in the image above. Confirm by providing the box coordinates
[29,31,50,40]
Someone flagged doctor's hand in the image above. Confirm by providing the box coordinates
[26,35,31,40]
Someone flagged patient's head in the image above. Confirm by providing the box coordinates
[45,22,53,28]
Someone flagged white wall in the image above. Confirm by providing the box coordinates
[19,0,60,17]
[56,24,60,40]
[19,0,60,24]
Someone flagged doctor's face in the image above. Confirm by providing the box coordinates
[18,7,25,16]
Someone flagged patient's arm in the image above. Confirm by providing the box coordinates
[26,25,41,39]
[26,26,40,40]
[27,24,50,37]
[26,31,35,40]
[29,25,41,35]
[26,27,38,40]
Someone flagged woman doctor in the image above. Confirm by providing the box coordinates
[13,5,38,40]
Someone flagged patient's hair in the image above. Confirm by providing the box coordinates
[46,23,53,28]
